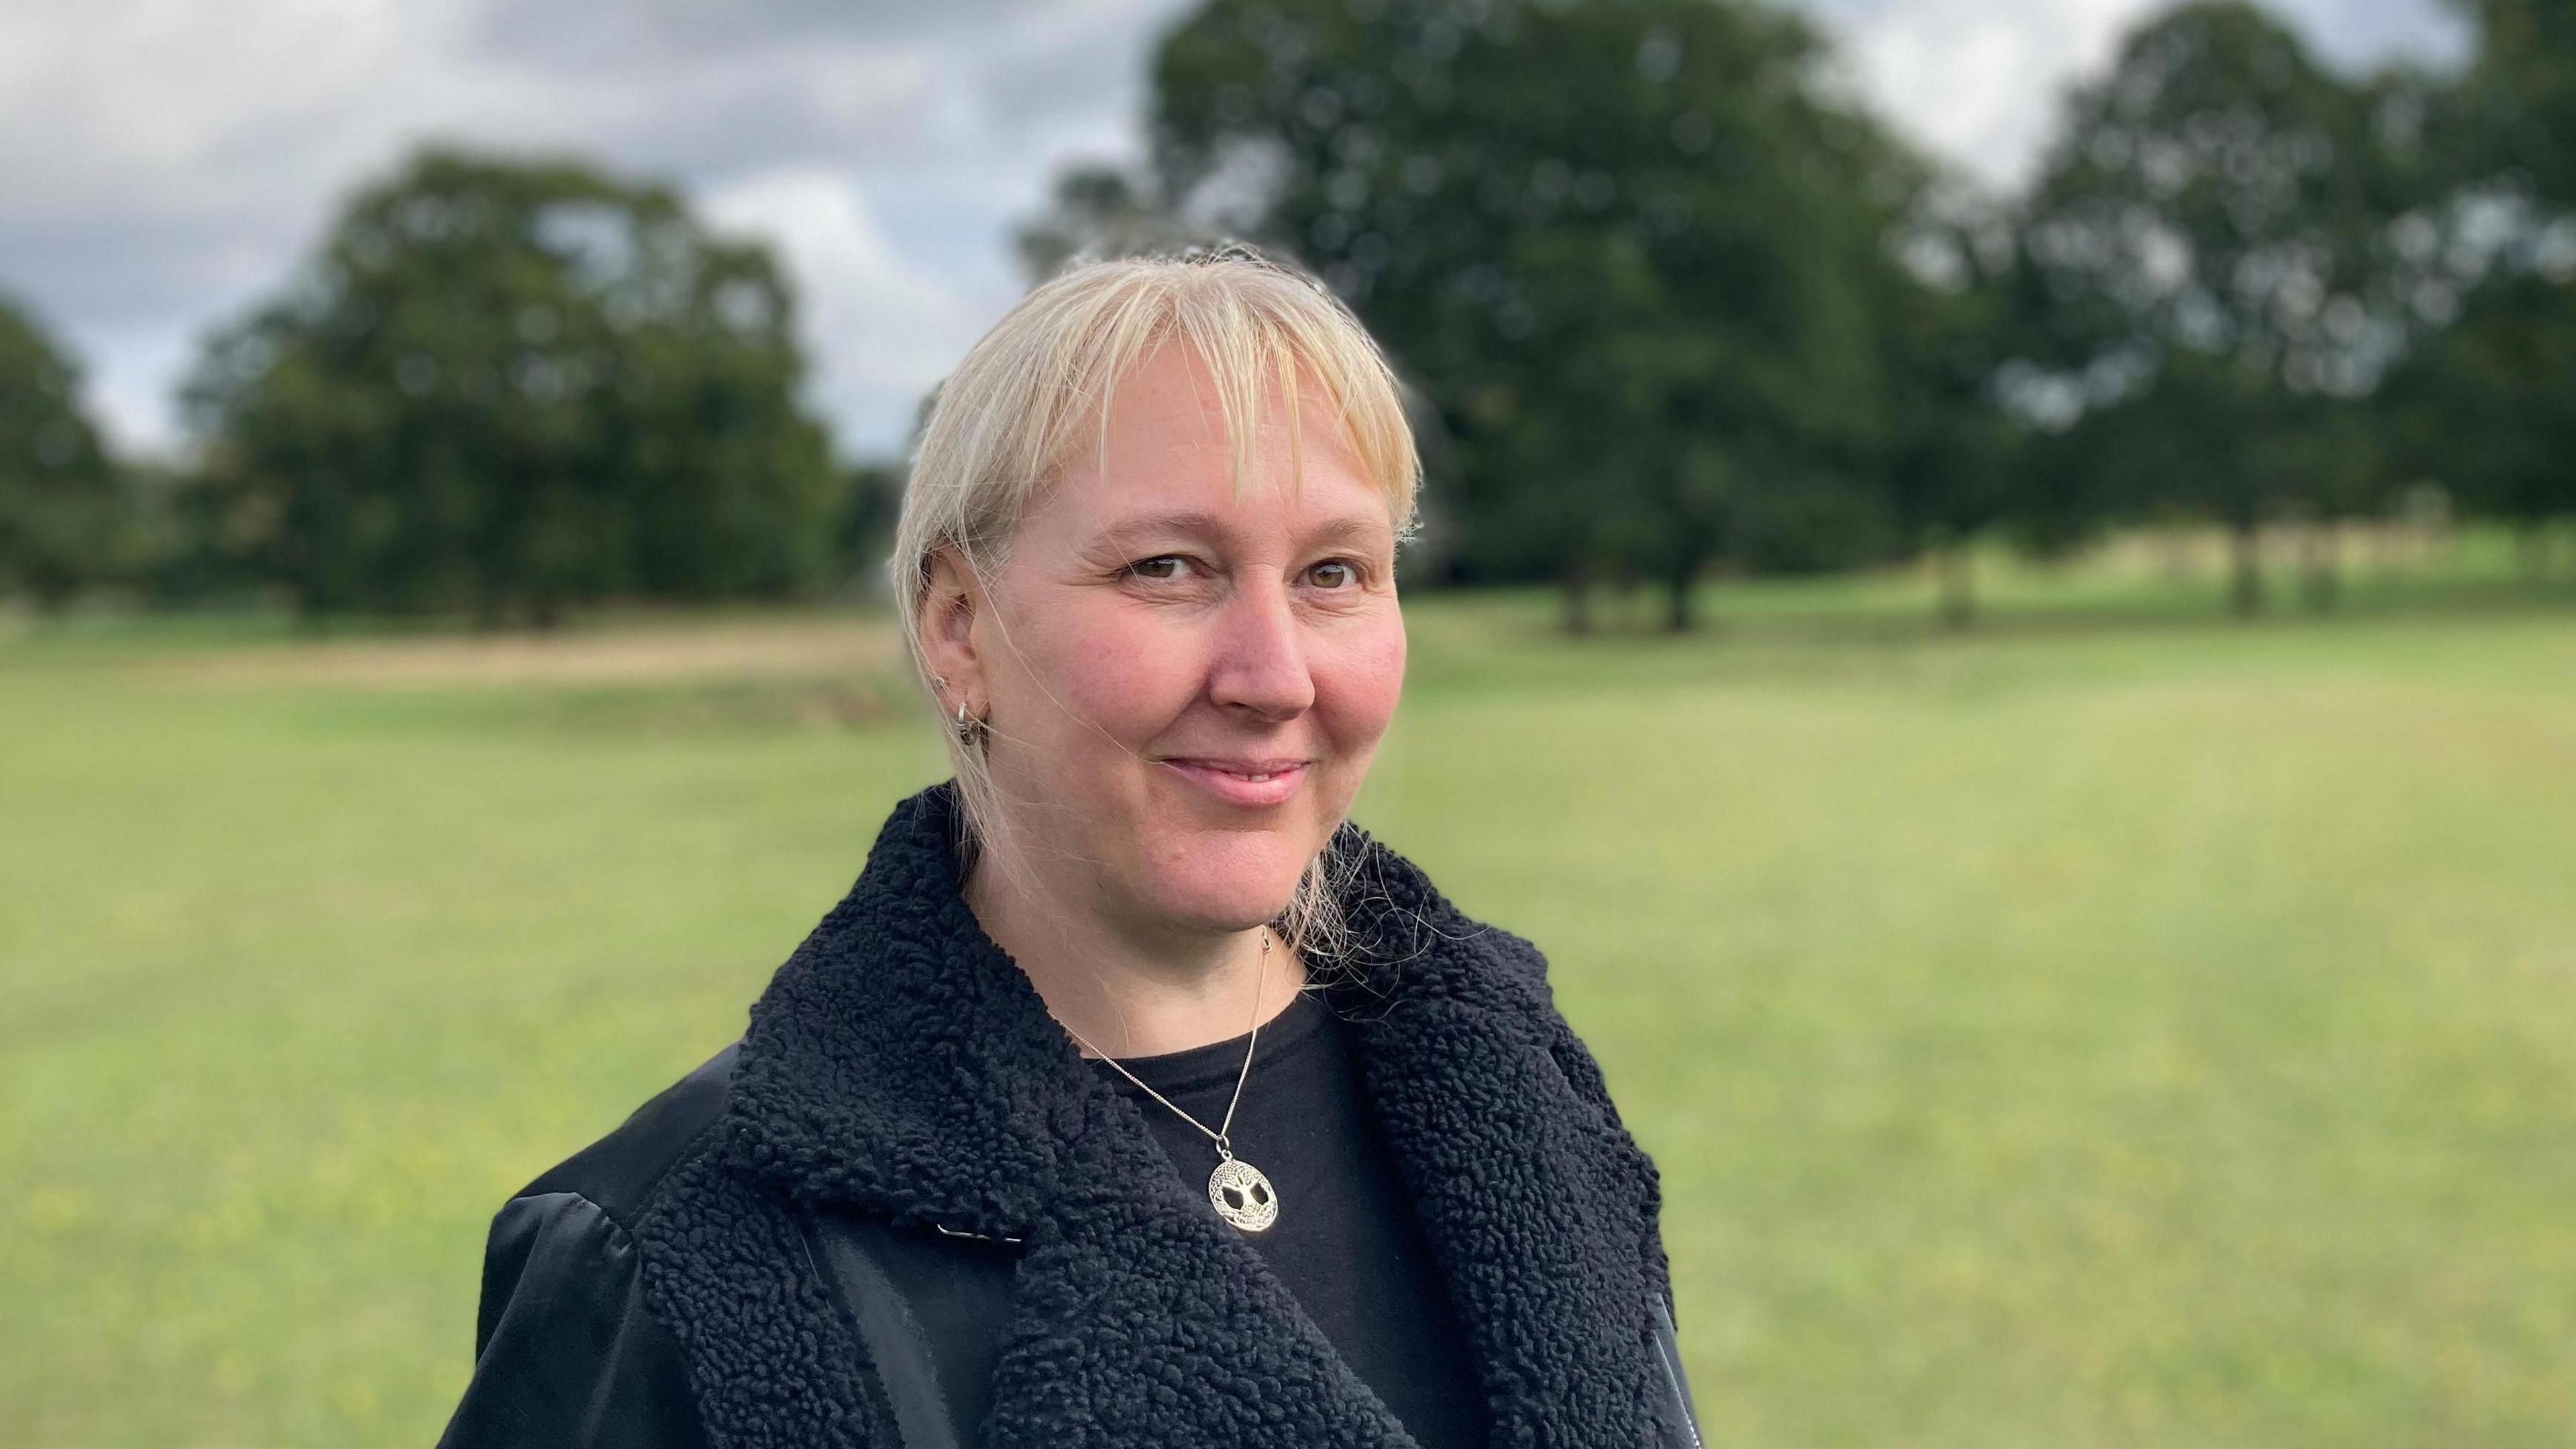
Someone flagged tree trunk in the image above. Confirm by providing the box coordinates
[2228,517,2264,617]
[1935,542,1976,629]
[1664,559,1698,633]
[1560,563,1593,637]
[1606,565,1640,630]
[2517,519,2552,581]
[2300,522,2340,614]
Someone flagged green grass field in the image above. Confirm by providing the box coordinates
[5,533,2574,1447]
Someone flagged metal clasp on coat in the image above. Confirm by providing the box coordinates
[932,1222,1024,1245]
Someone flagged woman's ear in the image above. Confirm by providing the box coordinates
[920,544,987,715]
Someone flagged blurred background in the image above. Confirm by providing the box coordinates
[3,0,2571,1444]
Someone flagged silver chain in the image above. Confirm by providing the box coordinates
[1057,928,1270,1161]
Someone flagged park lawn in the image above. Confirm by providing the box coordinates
[3,567,2573,1447]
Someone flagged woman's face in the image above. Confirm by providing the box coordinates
[930,339,1407,938]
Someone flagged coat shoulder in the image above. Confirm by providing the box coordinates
[517,1039,741,1230]
[439,1043,740,1449]
[441,1190,712,1448]
[1474,918,1554,987]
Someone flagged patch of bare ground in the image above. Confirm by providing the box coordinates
[149,615,905,690]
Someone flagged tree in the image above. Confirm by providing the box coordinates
[2382,0,2576,567]
[2446,0,2576,206]
[1877,192,2026,625]
[0,292,120,614]
[2381,261,2576,573]
[1016,165,1216,282]
[1033,0,1927,631]
[2008,2,2409,614]
[833,460,909,601]
[183,148,846,627]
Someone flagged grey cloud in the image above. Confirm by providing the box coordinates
[979,1,1191,135]
[470,0,1065,71]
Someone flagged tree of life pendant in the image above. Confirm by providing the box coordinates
[1209,1155,1278,1232]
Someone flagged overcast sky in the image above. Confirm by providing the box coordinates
[0,0,2468,463]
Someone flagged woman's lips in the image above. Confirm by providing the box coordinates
[1159,758,1309,807]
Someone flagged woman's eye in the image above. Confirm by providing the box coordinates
[1309,559,1360,590]
[1125,555,1189,581]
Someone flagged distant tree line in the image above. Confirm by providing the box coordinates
[3,152,898,627]
[1,0,2569,629]
[1023,0,2576,626]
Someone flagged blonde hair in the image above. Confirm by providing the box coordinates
[890,245,1422,967]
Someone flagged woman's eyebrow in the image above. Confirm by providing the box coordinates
[1090,510,1228,552]
[1089,510,1391,554]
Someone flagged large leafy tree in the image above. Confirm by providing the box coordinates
[1875,195,2028,625]
[2383,0,2576,567]
[2383,270,2576,569]
[2447,0,2576,205]
[184,148,845,626]
[1033,0,1929,631]
[0,292,119,612]
[2008,2,2409,614]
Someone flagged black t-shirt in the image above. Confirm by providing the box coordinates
[1085,987,1489,1449]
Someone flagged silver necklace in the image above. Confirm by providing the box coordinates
[1059,928,1281,1233]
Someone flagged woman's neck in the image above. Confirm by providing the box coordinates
[962,855,1309,1060]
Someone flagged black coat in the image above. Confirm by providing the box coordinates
[437,780,1703,1448]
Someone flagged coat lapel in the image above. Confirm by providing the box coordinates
[659,780,1670,1448]
[1326,849,1676,1447]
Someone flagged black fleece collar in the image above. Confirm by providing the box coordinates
[657,779,1672,1448]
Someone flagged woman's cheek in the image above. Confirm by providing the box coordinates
[1057,612,1196,737]
[1318,619,1408,741]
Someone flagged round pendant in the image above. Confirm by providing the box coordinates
[1208,1157,1279,1232]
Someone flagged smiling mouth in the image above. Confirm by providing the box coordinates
[1164,758,1305,775]
[1157,757,1311,804]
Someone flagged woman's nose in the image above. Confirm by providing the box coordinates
[1207,570,1316,720]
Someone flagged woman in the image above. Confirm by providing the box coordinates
[436,245,1701,1448]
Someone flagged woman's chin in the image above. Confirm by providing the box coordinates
[1132,853,1309,933]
